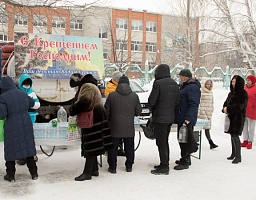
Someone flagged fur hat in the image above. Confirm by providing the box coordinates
[246,75,256,84]
[112,71,122,81]
[79,74,98,86]
[69,73,83,88]
[118,75,129,85]
[178,69,192,78]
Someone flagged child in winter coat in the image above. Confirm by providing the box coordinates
[198,78,218,149]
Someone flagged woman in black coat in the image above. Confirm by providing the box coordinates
[69,74,113,181]
[222,75,248,164]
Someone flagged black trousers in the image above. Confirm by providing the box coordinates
[108,137,134,169]
[177,124,194,165]
[6,156,37,177]
[154,123,171,168]
[83,156,98,175]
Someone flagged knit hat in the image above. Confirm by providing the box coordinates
[118,75,129,85]
[246,75,256,84]
[178,69,192,78]
[112,71,122,81]
[69,73,83,88]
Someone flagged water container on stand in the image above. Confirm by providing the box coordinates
[57,106,67,127]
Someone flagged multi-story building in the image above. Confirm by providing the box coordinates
[0,2,198,70]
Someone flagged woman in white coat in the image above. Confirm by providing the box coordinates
[198,78,218,149]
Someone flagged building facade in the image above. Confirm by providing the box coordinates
[0,2,197,70]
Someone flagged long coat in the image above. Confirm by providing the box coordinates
[104,83,142,138]
[0,76,36,161]
[175,78,201,126]
[148,64,180,123]
[244,83,256,120]
[222,75,248,136]
[198,78,214,129]
[69,83,113,158]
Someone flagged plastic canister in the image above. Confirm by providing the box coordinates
[178,123,188,143]
[57,106,67,126]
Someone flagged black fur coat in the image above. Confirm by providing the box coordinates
[222,75,248,136]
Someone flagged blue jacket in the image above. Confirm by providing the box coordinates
[175,78,201,126]
[0,76,36,161]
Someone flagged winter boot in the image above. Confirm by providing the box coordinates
[227,137,235,160]
[232,136,241,164]
[241,140,248,147]
[4,174,15,182]
[246,142,252,149]
[209,140,218,149]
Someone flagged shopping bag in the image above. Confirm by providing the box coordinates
[224,115,230,133]
[140,117,156,140]
[66,116,81,142]
[0,119,5,142]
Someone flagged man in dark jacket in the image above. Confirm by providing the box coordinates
[148,64,180,175]
[0,76,38,182]
[174,69,201,170]
[105,75,142,173]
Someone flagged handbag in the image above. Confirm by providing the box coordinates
[77,110,94,128]
[76,94,97,129]
[66,116,81,141]
[224,114,230,133]
[0,119,5,142]
[140,117,156,140]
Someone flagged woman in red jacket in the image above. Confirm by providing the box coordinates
[241,75,256,149]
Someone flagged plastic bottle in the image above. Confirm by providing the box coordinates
[57,106,67,127]
[178,123,188,143]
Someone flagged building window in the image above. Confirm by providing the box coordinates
[132,20,142,31]
[99,28,107,39]
[33,15,47,27]
[116,40,127,50]
[116,18,128,29]
[15,14,28,26]
[146,42,156,52]
[0,34,7,41]
[146,22,156,32]
[70,19,83,30]
[52,17,65,29]
[130,61,142,68]
[131,41,142,51]
[0,13,7,24]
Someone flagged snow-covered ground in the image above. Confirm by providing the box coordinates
[1,82,256,200]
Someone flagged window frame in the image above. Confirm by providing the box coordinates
[33,15,47,27]
[99,28,108,39]
[146,42,156,52]
[52,17,65,29]
[146,21,157,32]
[131,41,142,51]
[116,18,128,30]
[116,39,128,50]
[15,14,28,26]
[70,19,83,30]
[0,13,7,24]
[0,34,8,41]
[131,20,142,31]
